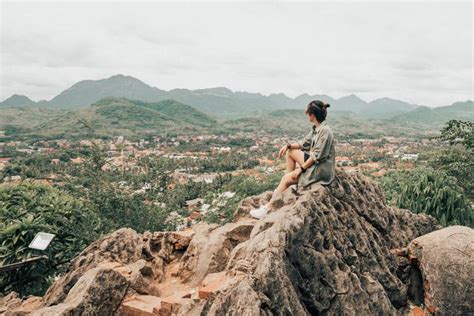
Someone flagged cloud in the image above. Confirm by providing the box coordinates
[0,1,472,106]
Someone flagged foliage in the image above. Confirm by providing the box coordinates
[381,167,473,227]
[438,119,473,149]
[0,182,101,296]
[429,120,474,199]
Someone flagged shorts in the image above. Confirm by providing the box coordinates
[304,152,310,162]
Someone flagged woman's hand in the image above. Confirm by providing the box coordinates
[291,168,302,180]
[278,145,288,159]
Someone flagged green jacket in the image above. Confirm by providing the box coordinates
[297,121,336,187]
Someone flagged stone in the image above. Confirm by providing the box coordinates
[119,295,161,316]
[407,225,474,315]
[32,267,128,315]
[1,294,42,316]
[41,228,142,307]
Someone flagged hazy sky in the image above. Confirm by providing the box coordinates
[1,1,472,106]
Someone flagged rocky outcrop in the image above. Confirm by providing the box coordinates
[3,172,472,315]
[405,225,474,315]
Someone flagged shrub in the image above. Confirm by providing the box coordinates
[0,182,102,296]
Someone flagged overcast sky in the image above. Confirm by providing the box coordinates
[1,1,472,106]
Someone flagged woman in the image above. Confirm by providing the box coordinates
[250,100,336,219]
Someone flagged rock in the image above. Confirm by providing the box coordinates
[5,172,460,315]
[181,172,440,315]
[41,228,142,307]
[406,225,474,315]
[118,295,162,316]
[32,267,128,315]
[0,293,22,314]
[178,221,255,285]
[4,296,42,316]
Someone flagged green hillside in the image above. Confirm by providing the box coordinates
[133,99,216,126]
[389,101,474,128]
[27,98,215,138]
[0,107,64,136]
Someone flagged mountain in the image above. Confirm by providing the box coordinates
[361,97,418,119]
[0,94,36,107]
[47,74,166,108]
[434,100,474,119]
[0,75,415,119]
[33,97,215,138]
[7,172,473,315]
[3,75,472,122]
[334,94,368,112]
[389,101,474,126]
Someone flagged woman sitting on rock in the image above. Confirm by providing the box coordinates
[250,100,336,219]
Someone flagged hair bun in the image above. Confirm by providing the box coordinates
[320,102,330,110]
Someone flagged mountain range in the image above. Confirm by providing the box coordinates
[2,74,470,120]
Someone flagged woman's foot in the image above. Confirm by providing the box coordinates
[249,205,268,220]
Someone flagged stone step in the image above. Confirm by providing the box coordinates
[121,295,162,316]
[120,290,195,316]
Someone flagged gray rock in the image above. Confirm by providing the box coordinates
[407,225,474,315]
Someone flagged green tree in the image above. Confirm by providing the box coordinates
[439,120,473,149]
[430,120,474,199]
[381,167,473,227]
[0,182,102,296]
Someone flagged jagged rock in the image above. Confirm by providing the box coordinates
[32,267,128,315]
[406,225,474,315]
[182,172,440,315]
[178,221,255,285]
[0,293,41,316]
[4,296,42,316]
[5,172,466,316]
[0,293,22,314]
[41,228,142,307]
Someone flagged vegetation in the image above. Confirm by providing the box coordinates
[0,183,101,296]
[381,167,473,227]
[381,120,474,227]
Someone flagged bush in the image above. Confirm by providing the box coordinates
[0,182,102,296]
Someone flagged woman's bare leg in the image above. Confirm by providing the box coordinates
[286,149,305,172]
[265,173,299,210]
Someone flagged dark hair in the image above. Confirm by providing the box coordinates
[306,100,330,122]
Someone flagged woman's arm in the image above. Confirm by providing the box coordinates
[277,143,301,158]
[291,156,315,179]
[309,128,333,164]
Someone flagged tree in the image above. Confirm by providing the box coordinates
[381,167,473,227]
[439,120,473,149]
[430,120,474,199]
[0,182,102,296]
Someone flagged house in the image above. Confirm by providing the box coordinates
[70,157,85,164]
[401,154,419,161]
[185,198,204,210]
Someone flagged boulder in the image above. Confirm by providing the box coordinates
[407,225,474,315]
[41,228,142,307]
[32,267,128,315]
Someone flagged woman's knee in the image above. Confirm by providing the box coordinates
[281,173,292,183]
